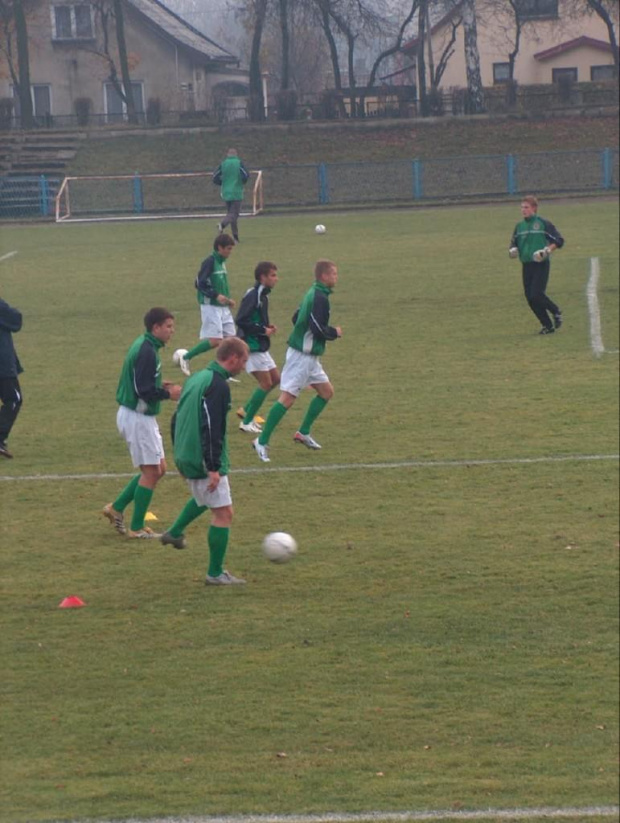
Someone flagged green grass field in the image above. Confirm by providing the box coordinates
[0,201,618,823]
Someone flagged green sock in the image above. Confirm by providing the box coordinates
[113,474,140,512]
[243,388,269,425]
[207,525,229,577]
[299,396,328,435]
[130,484,154,531]
[185,339,213,362]
[168,498,207,537]
[259,401,288,445]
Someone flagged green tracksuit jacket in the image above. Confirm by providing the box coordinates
[195,252,230,306]
[288,281,339,357]
[510,215,565,263]
[173,362,231,479]
[115,332,169,416]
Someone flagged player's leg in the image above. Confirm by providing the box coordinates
[161,494,208,550]
[294,379,333,450]
[523,263,553,332]
[220,201,233,230]
[129,460,166,536]
[199,304,225,346]
[230,201,242,242]
[191,476,245,585]
[240,355,280,431]
[0,376,22,458]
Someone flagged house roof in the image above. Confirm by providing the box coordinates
[126,0,238,63]
[534,36,616,61]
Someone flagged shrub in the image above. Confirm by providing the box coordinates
[74,97,91,127]
[146,97,161,126]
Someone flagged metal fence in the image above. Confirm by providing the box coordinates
[0,148,617,220]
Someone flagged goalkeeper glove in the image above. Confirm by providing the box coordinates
[508,247,519,259]
[533,246,552,263]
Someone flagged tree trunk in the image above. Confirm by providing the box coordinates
[425,0,435,89]
[587,0,619,72]
[279,0,290,90]
[417,0,428,115]
[318,4,346,118]
[113,0,137,123]
[14,0,34,129]
[461,0,485,113]
[249,0,269,121]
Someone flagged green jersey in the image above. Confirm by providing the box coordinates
[288,281,339,357]
[195,252,230,306]
[173,362,231,479]
[510,215,565,264]
[115,332,168,416]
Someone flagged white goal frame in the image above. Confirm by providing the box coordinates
[54,170,264,223]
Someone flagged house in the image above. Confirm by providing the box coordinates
[0,0,250,125]
[396,0,618,90]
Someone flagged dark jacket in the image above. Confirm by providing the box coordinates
[0,299,23,379]
[235,283,272,353]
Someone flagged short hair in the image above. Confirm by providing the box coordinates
[522,195,539,210]
[254,261,277,281]
[144,307,174,331]
[216,337,249,362]
[315,259,336,280]
[214,233,235,251]
[227,148,238,157]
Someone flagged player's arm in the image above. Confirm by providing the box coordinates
[133,341,171,403]
[508,226,519,258]
[195,257,218,301]
[0,300,22,333]
[239,163,250,184]
[309,291,339,341]
[200,378,230,472]
[542,219,564,251]
[235,290,267,337]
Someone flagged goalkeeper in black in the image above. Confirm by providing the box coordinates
[508,195,564,335]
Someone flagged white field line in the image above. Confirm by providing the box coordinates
[1,453,618,483]
[63,804,620,823]
[0,250,18,263]
[586,256,614,357]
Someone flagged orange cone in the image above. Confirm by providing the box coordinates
[59,596,86,608]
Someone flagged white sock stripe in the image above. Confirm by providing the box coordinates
[1,454,618,483]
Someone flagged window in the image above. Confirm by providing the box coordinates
[52,5,94,40]
[552,67,578,83]
[493,63,511,84]
[591,65,617,81]
[515,0,558,20]
[11,84,52,123]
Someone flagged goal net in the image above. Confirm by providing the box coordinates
[55,170,264,223]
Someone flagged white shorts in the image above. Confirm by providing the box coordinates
[187,474,232,509]
[246,350,277,374]
[199,304,236,340]
[280,347,329,397]
[117,405,164,467]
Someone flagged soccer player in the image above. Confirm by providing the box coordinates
[174,234,237,376]
[235,261,280,434]
[0,295,24,459]
[160,337,250,586]
[252,259,342,463]
[508,195,565,335]
[103,307,182,539]
[213,148,249,244]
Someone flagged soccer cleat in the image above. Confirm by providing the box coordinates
[553,312,563,329]
[239,420,262,434]
[205,570,246,585]
[539,327,555,335]
[216,222,223,232]
[252,437,270,462]
[0,442,13,459]
[102,503,126,534]
[227,376,241,383]
[236,406,246,420]
[294,431,322,450]
[160,532,187,550]
[127,527,162,539]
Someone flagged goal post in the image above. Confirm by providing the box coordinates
[55,170,264,223]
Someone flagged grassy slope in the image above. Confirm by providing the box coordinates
[68,115,620,175]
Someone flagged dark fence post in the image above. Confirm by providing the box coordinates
[318,163,329,205]
[133,171,144,214]
[601,148,613,190]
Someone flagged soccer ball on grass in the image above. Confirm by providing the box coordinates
[262,532,298,563]
[315,224,326,235]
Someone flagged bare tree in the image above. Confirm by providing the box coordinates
[570,0,618,72]
[461,0,485,112]
[248,0,269,120]
[0,0,34,128]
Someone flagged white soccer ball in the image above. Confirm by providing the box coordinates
[315,224,326,235]
[262,531,298,563]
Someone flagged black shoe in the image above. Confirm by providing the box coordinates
[233,235,240,244]
[0,442,13,458]
[539,327,555,335]
[553,312,563,329]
